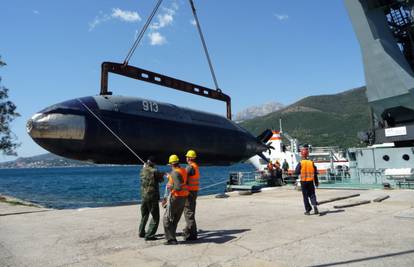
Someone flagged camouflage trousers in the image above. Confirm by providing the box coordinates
[139,199,160,238]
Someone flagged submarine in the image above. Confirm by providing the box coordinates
[26,62,272,166]
[27,94,269,165]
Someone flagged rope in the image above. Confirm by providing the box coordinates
[123,0,164,66]
[199,178,228,191]
[76,98,146,165]
[189,0,220,90]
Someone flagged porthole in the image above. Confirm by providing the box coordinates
[403,154,410,161]
[383,155,390,161]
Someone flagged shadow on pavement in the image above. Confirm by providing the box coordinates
[183,229,251,244]
[319,209,345,216]
[311,249,414,266]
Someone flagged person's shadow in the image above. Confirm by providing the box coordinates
[180,229,251,244]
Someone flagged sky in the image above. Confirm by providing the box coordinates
[0,0,365,162]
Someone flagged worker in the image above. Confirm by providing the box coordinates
[267,160,274,171]
[163,154,189,245]
[282,159,289,175]
[266,160,276,186]
[295,148,319,215]
[274,160,280,169]
[183,149,200,241]
[274,161,283,185]
[139,156,165,240]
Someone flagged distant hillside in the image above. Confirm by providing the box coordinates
[234,101,285,122]
[0,153,96,169]
[240,87,371,148]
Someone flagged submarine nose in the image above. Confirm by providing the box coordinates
[27,112,86,140]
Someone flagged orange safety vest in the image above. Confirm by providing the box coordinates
[168,167,189,197]
[187,162,200,191]
[300,160,315,182]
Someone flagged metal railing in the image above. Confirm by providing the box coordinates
[228,171,269,186]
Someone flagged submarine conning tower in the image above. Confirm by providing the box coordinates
[345,0,414,146]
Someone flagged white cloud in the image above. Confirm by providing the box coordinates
[146,2,178,46]
[32,10,40,15]
[150,5,178,30]
[89,12,111,31]
[190,19,197,26]
[274,14,289,21]
[89,8,141,31]
[111,8,141,22]
[148,32,166,46]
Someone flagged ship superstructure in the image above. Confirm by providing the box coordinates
[345,0,414,186]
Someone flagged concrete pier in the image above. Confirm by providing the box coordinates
[1,188,414,266]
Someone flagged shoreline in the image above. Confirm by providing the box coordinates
[0,194,44,208]
[0,164,136,170]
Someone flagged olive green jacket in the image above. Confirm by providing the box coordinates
[140,165,164,201]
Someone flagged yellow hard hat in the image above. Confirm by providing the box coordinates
[168,154,179,164]
[186,149,197,158]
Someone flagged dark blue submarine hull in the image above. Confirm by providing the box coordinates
[28,96,267,165]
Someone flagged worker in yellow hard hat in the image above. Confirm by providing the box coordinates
[163,154,189,245]
[183,149,200,241]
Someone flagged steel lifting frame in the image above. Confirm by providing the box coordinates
[100,62,232,120]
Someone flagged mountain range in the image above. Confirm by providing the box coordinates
[240,86,370,148]
[234,101,285,122]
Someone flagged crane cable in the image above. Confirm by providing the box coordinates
[123,0,164,66]
[76,98,146,165]
[122,0,221,91]
[188,0,220,91]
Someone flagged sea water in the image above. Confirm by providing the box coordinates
[0,164,254,209]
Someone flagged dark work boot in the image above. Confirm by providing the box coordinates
[313,206,319,215]
[164,239,178,245]
[304,211,311,215]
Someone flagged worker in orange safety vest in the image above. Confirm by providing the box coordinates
[183,149,200,241]
[295,147,319,215]
[163,154,189,245]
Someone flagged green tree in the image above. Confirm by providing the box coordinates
[0,56,20,155]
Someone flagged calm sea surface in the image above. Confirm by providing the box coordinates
[0,164,254,209]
